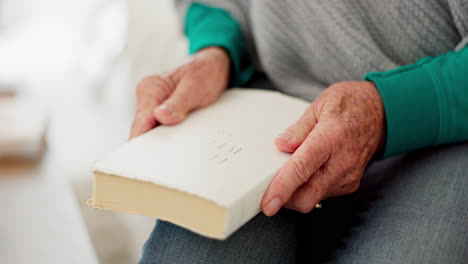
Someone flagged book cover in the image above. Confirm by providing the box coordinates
[89,89,309,239]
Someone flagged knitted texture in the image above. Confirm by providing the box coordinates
[176,0,468,101]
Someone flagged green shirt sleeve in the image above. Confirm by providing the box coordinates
[185,3,254,86]
[364,45,468,158]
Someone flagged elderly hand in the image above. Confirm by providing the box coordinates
[261,81,386,216]
[129,47,230,139]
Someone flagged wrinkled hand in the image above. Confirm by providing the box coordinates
[129,47,230,139]
[261,81,386,216]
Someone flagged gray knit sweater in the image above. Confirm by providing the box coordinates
[175,0,468,101]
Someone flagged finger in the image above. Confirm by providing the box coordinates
[130,99,159,140]
[129,76,174,139]
[130,113,158,140]
[154,79,203,125]
[284,166,328,213]
[326,169,362,198]
[275,105,318,153]
[261,124,331,216]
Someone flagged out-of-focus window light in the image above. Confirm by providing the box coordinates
[0,0,127,104]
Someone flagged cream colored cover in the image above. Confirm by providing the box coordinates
[93,88,309,238]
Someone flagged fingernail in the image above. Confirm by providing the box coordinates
[158,104,175,116]
[263,198,282,216]
[277,131,294,143]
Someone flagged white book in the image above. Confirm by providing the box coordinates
[89,89,309,239]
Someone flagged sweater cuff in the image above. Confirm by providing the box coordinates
[364,58,440,158]
[185,3,254,87]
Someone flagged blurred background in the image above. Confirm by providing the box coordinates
[0,0,188,263]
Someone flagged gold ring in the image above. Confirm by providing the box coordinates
[315,203,322,209]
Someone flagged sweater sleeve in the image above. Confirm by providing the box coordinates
[364,44,468,158]
[174,1,255,86]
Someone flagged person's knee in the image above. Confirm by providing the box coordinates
[139,211,301,264]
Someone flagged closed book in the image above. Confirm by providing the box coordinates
[89,89,308,239]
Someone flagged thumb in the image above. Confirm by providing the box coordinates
[153,82,201,125]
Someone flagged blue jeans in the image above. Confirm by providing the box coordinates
[139,77,468,264]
